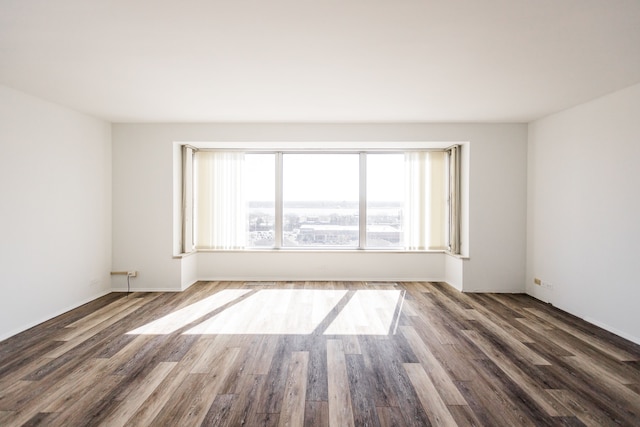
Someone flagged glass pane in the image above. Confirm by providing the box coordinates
[283,154,359,247]
[367,154,404,248]
[245,154,275,247]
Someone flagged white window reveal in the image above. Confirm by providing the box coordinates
[186,148,460,253]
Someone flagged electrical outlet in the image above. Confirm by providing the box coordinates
[541,280,553,289]
[127,271,138,277]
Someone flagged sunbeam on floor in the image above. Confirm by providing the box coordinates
[127,289,404,336]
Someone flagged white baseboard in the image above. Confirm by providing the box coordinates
[196,276,446,283]
[181,280,198,291]
[527,293,640,346]
[584,316,640,346]
[111,287,182,293]
[0,290,111,342]
[113,278,447,292]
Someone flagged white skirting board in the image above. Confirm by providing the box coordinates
[0,290,111,342]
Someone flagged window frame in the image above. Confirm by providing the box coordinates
[183,146,461,254]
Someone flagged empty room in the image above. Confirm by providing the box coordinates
[1,1,640,425]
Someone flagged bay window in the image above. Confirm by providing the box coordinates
[186,148,460,252]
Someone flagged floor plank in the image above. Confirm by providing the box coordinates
[98,361,177,427]
[278,351,309,427]
[404,362,459,426]
[326,339,355,427]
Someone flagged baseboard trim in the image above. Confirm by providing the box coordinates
[111,278,447,293]
[111,287,182,293]
[181,280,199,291]
[584,316,640,346]
[462,289,526,293]
[527,292,640,346]
[196,277,446,283]
[0,289,112,342]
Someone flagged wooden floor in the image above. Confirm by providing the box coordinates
[1,281,639,426]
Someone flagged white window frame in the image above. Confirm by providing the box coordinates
[181,143,462,254]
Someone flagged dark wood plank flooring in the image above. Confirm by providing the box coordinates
[1,281,639,426]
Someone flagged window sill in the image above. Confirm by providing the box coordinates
[193,248,446,254]
[445,251,470,260]
[172,250,197,259]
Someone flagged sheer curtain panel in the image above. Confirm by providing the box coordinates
[447,145,461,254]
[181,145,195,253]
[404,151,447,250]
[194,151,246,249]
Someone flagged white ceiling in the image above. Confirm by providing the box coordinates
[1,0,640,123]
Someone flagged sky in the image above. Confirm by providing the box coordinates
[244,153,404,202]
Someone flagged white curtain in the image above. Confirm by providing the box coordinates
[404,151,447,250]
[448,145,461,254]
[181,145,195,253]
[194,151,246,249]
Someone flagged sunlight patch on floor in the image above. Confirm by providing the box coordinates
[324,290,402,335]
[126,289,251,335]
[184,289,347,335]
[127,289,404,336]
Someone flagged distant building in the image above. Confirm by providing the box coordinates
[297,224,400,246]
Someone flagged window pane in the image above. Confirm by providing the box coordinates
[245,154,275,247]
[283,154,359,247]
[367,154,404,248]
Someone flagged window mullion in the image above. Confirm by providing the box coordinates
[275,152,283,248]
[359,152,367,249]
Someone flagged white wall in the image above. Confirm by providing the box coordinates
[111,126,183,291]
[0,86,112,340]
[527,83,640,344]
[196,251,445,282]
[461,125,529,292]
[180,252,198,290]
[112,123,527,292]
[445,255,464,291]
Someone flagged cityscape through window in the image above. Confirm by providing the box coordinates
[193,150,453,251]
